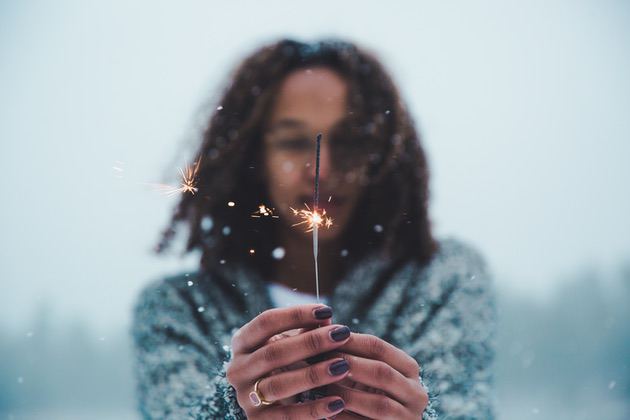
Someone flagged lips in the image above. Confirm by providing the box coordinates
[295,195,346,219]
[298,194,346,208]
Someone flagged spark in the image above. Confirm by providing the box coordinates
[290,204,333,232]
[251,204,280,218]
[151,159,201,197]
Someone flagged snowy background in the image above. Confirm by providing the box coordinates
[1,1,629,419]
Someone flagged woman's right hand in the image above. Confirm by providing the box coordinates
[226,304,351,419]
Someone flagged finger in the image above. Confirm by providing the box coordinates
[266,322,333,347]
[327,383,408,419]
[232,305,333,354]
[339,333,420,378]
[297,323,335,365]
[343,354,424,409]
[300,315,333,329]
[262,396,346,419]
[267,328,302,344]
[256,357,350,402]
[246,325,351,378]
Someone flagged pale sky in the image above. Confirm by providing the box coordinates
[1,0,629,334]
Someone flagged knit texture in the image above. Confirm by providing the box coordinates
[132,237,496,419]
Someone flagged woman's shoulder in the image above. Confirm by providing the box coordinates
[133,271,204,319]
[431,236,488,268]
[412,236,493,297]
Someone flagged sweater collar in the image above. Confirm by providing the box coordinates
[215,252,394,328]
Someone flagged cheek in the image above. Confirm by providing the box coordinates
[267,157,301,186]
[343,165,369,186]
[265,155,302,203]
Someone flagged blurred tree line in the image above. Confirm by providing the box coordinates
[495,262,630,418]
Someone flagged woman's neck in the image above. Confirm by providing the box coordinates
[270,227,342,296]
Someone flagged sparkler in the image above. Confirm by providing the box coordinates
[151,159,202,197]
[290,133,332,301]
[313,133,321,301]
[290,204,333,232]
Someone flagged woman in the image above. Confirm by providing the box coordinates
[133,39,496,419]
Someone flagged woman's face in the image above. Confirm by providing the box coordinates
[263,67,364,242]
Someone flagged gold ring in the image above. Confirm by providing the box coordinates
[248,378,274,407]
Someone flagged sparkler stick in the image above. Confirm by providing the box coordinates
[289,134,332,300]
[313,133,322,301]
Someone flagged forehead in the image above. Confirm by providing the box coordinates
[268,67,348,132]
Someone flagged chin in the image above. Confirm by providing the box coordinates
[317,227,343,242]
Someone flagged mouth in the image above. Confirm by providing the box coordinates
[297,194,347,212]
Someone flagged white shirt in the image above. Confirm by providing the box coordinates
[267,282,330,307]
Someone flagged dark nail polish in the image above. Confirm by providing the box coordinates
[330,326,350,342]
[314,306,333,320]
[328,399,345,412]
[328,359,349,376]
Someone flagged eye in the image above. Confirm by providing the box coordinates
[273,137,312,151]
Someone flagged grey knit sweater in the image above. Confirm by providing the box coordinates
[132,237,496,419]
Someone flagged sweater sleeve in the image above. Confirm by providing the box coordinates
[396,242,497,419]
[132,280,246,419]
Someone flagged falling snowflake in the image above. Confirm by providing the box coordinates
[272,247,286,260]
[201,216,214,231]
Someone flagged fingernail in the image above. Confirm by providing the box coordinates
[314,306,333,320]
[328,359,349,376]
[330,326,350,342]
[328,399,345,412]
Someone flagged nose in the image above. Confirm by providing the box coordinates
[307,139,332,183]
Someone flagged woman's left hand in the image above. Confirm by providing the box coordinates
[328,333,428,419]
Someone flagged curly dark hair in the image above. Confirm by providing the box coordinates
[156,38,437,282]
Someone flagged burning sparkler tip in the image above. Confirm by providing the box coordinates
[290,205,333,233]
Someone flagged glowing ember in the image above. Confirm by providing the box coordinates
[251,204,280,218]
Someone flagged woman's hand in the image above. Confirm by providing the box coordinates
[226,304,351,419]
[329,333,429,419]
